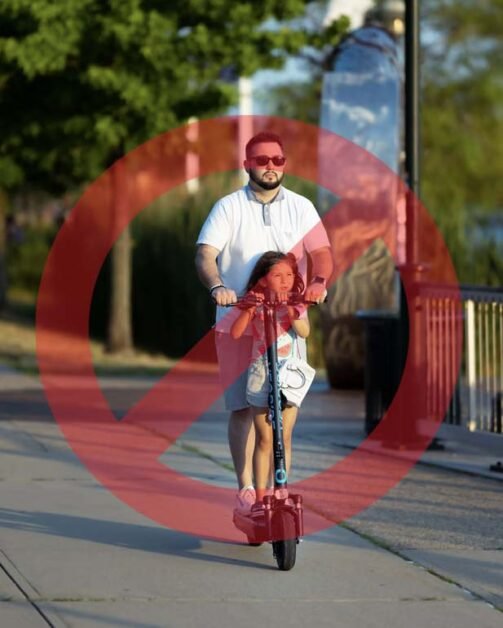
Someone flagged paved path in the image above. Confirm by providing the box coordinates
[0,368,501,627]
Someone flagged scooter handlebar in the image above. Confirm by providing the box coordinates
[223,293,324,308]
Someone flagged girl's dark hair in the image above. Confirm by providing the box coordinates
[245,251,304,294]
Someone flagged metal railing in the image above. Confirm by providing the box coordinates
[422,284,503,434]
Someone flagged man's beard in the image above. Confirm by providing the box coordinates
[248,169,284,190]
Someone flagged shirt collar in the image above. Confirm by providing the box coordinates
[245,184,285,204]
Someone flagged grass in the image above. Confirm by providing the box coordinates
[0,290,176,378]
[1,289,327,379]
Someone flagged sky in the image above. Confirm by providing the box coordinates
[251,0,375,111]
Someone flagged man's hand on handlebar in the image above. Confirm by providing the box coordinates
[304,282,327,305]
[211,286,238,306]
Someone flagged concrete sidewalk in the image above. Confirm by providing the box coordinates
[1,366,501,480]
[305,379,503,482]
[0,366,501,627]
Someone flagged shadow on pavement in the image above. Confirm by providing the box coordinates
[0,507,274,570]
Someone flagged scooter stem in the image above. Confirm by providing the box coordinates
[263,298,288,492]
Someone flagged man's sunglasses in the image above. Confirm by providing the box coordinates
[250,155,286,167]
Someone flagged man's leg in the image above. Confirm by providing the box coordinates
[215,331,255,489]
[228,407,255,489]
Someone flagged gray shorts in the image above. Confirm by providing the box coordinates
[215,331,307,412]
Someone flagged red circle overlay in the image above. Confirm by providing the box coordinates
[36,116,462,541]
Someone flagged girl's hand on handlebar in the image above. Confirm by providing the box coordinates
[237,291,263,310]
[276,291,291,304]
[212,286,238,306]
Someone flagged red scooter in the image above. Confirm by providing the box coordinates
[230,292,313,571]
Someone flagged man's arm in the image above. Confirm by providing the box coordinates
[195,244,221,289]
[305,246,333,303]
[310,246,333,281]
[195,244,237,305]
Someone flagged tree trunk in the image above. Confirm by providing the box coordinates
[107,224,133,352]
[106,163,133,353]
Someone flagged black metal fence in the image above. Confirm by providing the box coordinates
[360,283,503,435]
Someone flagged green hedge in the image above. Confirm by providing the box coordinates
[90,174,234,357]
[89,173,326,364]
[6,225,56,292]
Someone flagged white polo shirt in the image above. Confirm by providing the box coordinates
[197,185,330,333]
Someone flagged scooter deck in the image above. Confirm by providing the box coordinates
[233,500,301,545]
[233,508,269,544]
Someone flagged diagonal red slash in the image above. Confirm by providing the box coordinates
[36,117,462,541]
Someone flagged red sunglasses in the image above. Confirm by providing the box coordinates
[250,155,286,167]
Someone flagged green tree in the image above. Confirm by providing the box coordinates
[0,0,341,349]
[421,0,503,284]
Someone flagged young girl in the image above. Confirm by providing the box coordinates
[231,251,310,505]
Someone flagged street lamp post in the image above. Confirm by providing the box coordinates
[399,0,440,448]
[404,0,419,264]
[361,0,431,447]
[402,0,438,447]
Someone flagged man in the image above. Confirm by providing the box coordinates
[195,131,332,512]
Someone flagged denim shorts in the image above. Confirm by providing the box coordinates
[246,355,271,408]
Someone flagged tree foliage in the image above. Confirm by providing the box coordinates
[420,0,503,283]
[0,0,342,192]
[0,0,344,346]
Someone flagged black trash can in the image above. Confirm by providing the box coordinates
[356,311,405,435]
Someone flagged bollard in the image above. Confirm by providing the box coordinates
[491,392,502,434]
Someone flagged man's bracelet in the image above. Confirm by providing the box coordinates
[209,283,225,295]
[310,276,327,287]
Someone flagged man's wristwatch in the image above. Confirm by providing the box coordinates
[310,276,327,288]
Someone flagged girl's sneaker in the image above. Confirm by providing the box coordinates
[235,486,256,513]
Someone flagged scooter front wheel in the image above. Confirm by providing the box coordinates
[271,511,297,571]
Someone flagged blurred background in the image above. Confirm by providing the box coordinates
[0,0,501,383]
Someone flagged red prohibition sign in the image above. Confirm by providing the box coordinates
[36,116,462,542]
